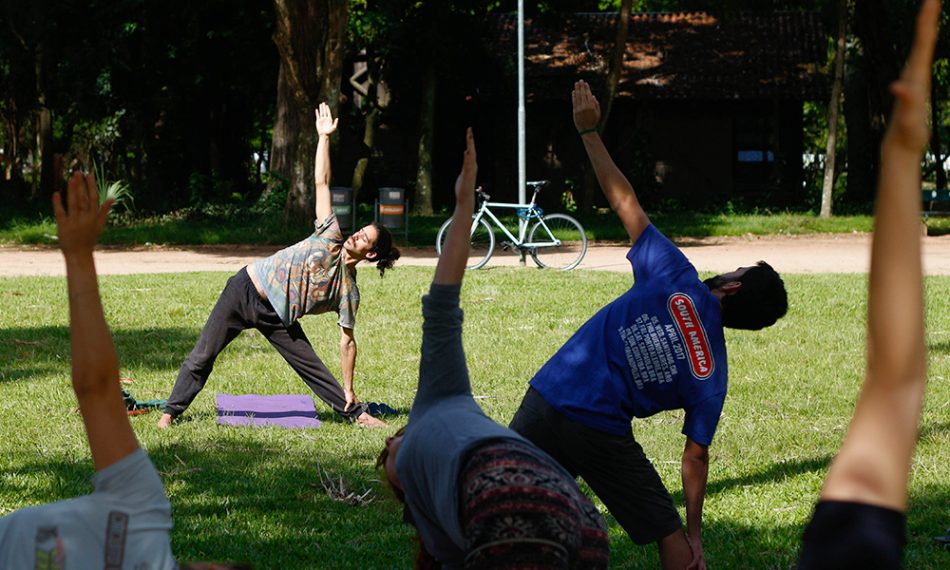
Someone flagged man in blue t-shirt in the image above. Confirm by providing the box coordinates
[510,81,788,570]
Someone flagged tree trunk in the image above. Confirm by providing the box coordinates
[820,0,848,218]
[34,43,54,199]
[931,75,946,190]
[270,0,348,224]
[2,108,20,181]
[413,65,436,215]
[580,0,631,214]
[349,53,382,203]
[351,106,377,201]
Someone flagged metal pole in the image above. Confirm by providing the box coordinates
[517,0,527,237]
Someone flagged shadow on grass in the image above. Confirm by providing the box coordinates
[7,442,950,568]
[669,455,832,503]
[6,438,412,568]
[0,326,198,383]
[613,477,949,569]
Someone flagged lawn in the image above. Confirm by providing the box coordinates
[5,207,950,247]
[1,267,948,569]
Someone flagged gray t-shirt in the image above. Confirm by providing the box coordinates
[396,283,536,569]
[0,448,175,570]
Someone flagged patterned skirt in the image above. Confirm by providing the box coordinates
[459,439,609,569]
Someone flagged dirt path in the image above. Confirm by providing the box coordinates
[3,233,950,277]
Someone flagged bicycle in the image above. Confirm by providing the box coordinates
[435,180,588,270]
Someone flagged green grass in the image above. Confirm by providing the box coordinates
[1,268,949,568]
[5,208,950,246]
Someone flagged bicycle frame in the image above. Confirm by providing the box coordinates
[471,195,561,248]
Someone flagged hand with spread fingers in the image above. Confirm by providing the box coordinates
[52,171,113,257]
[315,102,339,137]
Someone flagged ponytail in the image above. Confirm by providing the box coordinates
[371,222,401,277]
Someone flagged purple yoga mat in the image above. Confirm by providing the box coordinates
[216,393,321,429]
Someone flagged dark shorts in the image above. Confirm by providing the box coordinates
[509,387,682,545]
[798,500,906,570]
[459,439,609,569]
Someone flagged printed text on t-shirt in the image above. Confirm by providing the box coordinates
[619,314,687,390]
[667,293,714,379]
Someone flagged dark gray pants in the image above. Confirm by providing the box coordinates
[164,268,365,420]
[509,386,682,545]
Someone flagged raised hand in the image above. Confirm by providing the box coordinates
[572,80,601,133]
[434,128,478,286]
[454,128,477,204]
[885,0,940,154]
[315,102,339,137]
[52,171,113,256]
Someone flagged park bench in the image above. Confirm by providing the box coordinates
[922,189,950,221]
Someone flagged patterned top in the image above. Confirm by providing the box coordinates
[250,213,359,328]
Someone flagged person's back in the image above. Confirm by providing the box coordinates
[530,224,728,443]
[0,449,174,569]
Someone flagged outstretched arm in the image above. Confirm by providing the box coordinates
[339,326,359,411]
[314,102,338,222]
[52,171,138,472]
[819,0,938,511]
[433,128,477,286]
[681,438,710,570]
[573,80,650,243]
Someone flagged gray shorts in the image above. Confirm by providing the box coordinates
[509,386,682,545]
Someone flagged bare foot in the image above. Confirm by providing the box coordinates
[156,413,174,429]
[356,412,387,428]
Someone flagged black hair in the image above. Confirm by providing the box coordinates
[708,261,788,330]
[376,425,407,503]
[370,222,401,277]
[375,426,441,570]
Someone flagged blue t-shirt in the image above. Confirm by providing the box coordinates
[530,224,727,446]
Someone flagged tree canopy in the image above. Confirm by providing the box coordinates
[1,0,947,220]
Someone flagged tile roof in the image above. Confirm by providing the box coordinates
[492,11,828,101]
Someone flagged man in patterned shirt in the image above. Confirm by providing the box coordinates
[157,103,399,428]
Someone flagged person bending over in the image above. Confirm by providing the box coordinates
[509,80,788,569]
[377,129,609,569]
[798,1,939,567]
[0,172,245,569]
[158,103,398,429]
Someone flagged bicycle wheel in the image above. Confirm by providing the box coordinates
[528,213,587,270]
[435,217,495,270]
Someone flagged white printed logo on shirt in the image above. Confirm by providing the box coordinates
[667,293,714,379]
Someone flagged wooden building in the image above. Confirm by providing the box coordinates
[481,11,828,209]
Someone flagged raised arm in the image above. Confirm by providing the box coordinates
[819,0,938,511]
[52,171,138,472]
[573,80,650,243]
[433,128,477,286]
[314,102,338,222]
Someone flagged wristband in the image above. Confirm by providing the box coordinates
[577,127,599,136]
